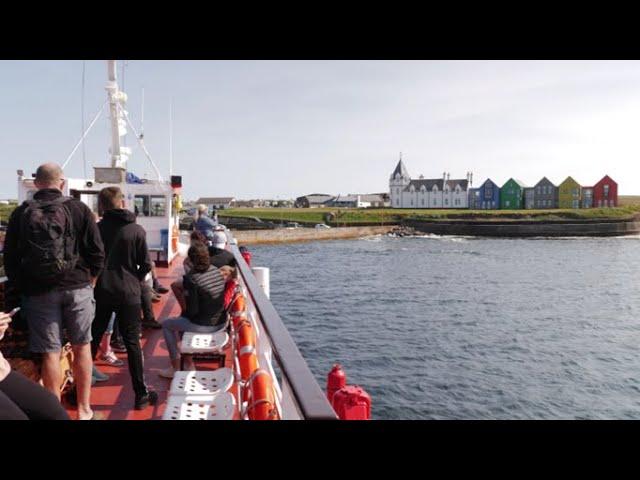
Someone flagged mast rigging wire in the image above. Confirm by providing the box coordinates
[116,101,164,182]
[62,100,108,170]
[81,60,87,178]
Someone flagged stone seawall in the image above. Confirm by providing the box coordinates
[404,217,640,237]
[231,226,395,245]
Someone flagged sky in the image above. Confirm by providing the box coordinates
[1,60,640,200]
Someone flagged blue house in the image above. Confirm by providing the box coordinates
[476,179,500,210]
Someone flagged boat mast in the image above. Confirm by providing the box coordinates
[169,98,173,177]
[106,60,128,169]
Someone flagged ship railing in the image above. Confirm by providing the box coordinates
[226,231,337,420]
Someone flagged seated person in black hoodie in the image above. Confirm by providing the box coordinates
[159,242,226,379]
[90,187,158,410]
[209,230,236,268]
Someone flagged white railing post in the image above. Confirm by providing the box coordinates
[251,267,270,299]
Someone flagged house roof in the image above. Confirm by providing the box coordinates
[559,176,581,187]
[503,178,527,188]
[195,197,235,204]
[405,178,469,191]
[479,178,499,188]
[332,195,359,202]
[534,177,557,188]
[298,194,334,204]
[391,160,410,179]
[357,194,388,202]
[594,174,617,187]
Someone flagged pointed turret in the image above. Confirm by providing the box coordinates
[390,154,410,180]
[389,153,411,208]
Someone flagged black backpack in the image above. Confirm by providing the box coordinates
[19,196,79,284]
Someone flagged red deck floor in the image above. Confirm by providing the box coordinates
[64,258,236,420]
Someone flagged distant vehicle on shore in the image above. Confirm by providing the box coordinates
[315,223,331,229]
[285,222,301,228]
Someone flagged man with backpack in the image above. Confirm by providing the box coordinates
[90,186,157,410]
[4,163,105,420]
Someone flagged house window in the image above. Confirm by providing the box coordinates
[411,199,413,206]
[485,185,493,199]
[421,198,425,206]
[506,200,510,207]
[444,198,448,206]
[604,184,610,198]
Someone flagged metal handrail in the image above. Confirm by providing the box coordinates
[226,232,337,420]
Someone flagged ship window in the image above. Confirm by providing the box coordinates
[135,195,166,217]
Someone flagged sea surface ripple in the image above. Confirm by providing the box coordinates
[249,234,640,419]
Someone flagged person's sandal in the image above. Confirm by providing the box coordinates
[100,351,124,367]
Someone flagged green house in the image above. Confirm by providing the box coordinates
[558,176,582,209]
[500,178,526,209]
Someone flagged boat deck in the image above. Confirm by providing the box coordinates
[63,257,237,420]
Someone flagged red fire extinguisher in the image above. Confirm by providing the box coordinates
[326,364,346,404]
[239,246,252,267]
[332,385,371,420]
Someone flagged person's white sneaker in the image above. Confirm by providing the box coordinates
[159,367,175,379]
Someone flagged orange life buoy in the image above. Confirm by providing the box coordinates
[229,292,246,314]
[232,312,250,330]
[246,369,279,420]
[235,319,256,348]
[236,317,258,382]
[238,350,258,382]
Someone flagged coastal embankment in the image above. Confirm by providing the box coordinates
[231,226,395,245]
[404,214,640,237]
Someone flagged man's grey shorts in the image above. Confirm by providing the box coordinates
[22,285,95,353]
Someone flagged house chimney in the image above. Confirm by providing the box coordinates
[419,174,424,179]
[470,172,473,186]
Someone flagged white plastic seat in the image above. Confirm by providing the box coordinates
[169,368,234,396]
[162,392,236,421]
[180,330,229,355]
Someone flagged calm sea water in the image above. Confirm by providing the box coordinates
[249,233,640,419]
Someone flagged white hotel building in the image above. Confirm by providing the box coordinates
[389,158,472,209]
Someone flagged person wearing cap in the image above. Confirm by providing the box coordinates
[193,204,217,241]
[208,230,236,268]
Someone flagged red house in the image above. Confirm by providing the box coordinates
[593,175,618,208]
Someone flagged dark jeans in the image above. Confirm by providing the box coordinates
[91,302,149,398]
[141,282,155,322]
[0,370,70,420]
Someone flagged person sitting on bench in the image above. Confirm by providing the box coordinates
[0,312,70,420]
[159,242,226,379]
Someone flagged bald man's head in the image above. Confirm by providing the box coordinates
[34,163,65,191]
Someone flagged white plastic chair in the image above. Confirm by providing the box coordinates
[169,368,234,396]
[162,392,236,420]
[179,330,229,370]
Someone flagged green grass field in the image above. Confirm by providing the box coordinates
[0,203,18,225]
[222,198,640,225]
